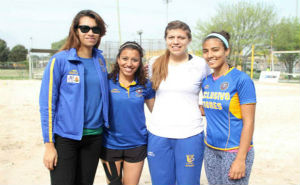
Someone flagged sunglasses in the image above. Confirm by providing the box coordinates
[77,25,101,34]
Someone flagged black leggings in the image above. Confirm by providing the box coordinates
[50,134,102,185]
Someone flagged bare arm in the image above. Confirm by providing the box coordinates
[199,105,205,116]
[144,63,149,78]
[229,103,256,179]
[145,98,155,112]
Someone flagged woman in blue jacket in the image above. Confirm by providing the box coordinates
[39,10,109,185]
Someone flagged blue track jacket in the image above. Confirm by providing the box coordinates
[39,48,109,143]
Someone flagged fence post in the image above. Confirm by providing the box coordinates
[28,51,32,79]
[251,45,254,79]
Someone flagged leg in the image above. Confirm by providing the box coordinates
[204,146,223,185]
[50,135,78,185]
[122,145,147,185]
[174,132,205,185]
[221,148,255,185]
[102,160,124,185]
[76,134,102,185]
[100,147,124,185]
[123,160,144,185]
[147,132,176,185]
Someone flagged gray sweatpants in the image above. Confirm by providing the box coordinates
[204,146,254,185]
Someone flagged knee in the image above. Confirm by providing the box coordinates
[102,161,123,185]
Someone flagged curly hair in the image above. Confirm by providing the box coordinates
[109,41,146,86]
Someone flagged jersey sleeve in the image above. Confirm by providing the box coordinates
[39,56,62,143]
[144,80,156,100]
[237,73,257,105]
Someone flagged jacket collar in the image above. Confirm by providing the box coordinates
[67,48,103,63]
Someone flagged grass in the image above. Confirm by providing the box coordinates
[0,69,29,79]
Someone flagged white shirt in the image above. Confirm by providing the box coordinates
[147,55,211,138]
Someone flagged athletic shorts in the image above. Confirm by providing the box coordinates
[100,145,147,163]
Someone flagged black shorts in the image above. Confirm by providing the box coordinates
[100,145,147,163]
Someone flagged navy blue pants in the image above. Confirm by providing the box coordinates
[50,134,102,185]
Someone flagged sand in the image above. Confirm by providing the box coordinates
[0,80,299,185]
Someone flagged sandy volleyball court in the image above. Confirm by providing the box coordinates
[0,80,299,185]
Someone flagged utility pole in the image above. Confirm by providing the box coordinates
[137,30,143,46]
[296,0,299,18]
[163,0,172,24]
[117,0,122,45]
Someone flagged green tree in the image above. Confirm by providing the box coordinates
[0,39,10,62]
[272,17,300,78]
[8,45,28,62]
[51,37,67,50]
[193,1,276,67]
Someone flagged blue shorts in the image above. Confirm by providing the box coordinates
[147,132,205,185]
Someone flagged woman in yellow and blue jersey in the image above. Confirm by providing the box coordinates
[100,41,155,185]
[39,10,109,185]
[201,31,256,185]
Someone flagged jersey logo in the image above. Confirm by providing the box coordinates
[204,84,209,89]
[135,88,143,97]
[111,88,120,93]
[220,82,229,90]
[148,151,155,157]
[67,75,80,83]
[185,154,195,167]
[69,69,78,75]
[136,88,143,94]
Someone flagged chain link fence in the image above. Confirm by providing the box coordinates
[1,40,299,83]
[99,39,166,71]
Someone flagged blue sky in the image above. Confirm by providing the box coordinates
[0,0,299,49]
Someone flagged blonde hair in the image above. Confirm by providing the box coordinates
[151,20,191,90]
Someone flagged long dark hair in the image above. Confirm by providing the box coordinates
[59,10,106,51]
[109,41,146,86]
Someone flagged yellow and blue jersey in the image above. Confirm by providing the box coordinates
[202,68,256,150]
[102,77,155,149]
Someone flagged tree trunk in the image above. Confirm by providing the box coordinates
[288,61,294,80]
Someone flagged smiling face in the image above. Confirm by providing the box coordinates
[77,16,100,49]
[202,38,230,70]
[117,48,141,80]
[165,29,191,57]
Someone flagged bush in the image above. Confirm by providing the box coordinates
[0,61,28,69]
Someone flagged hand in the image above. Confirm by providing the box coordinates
[144,63,149,78]
[43,143,58,170]
[228,158,246,180]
